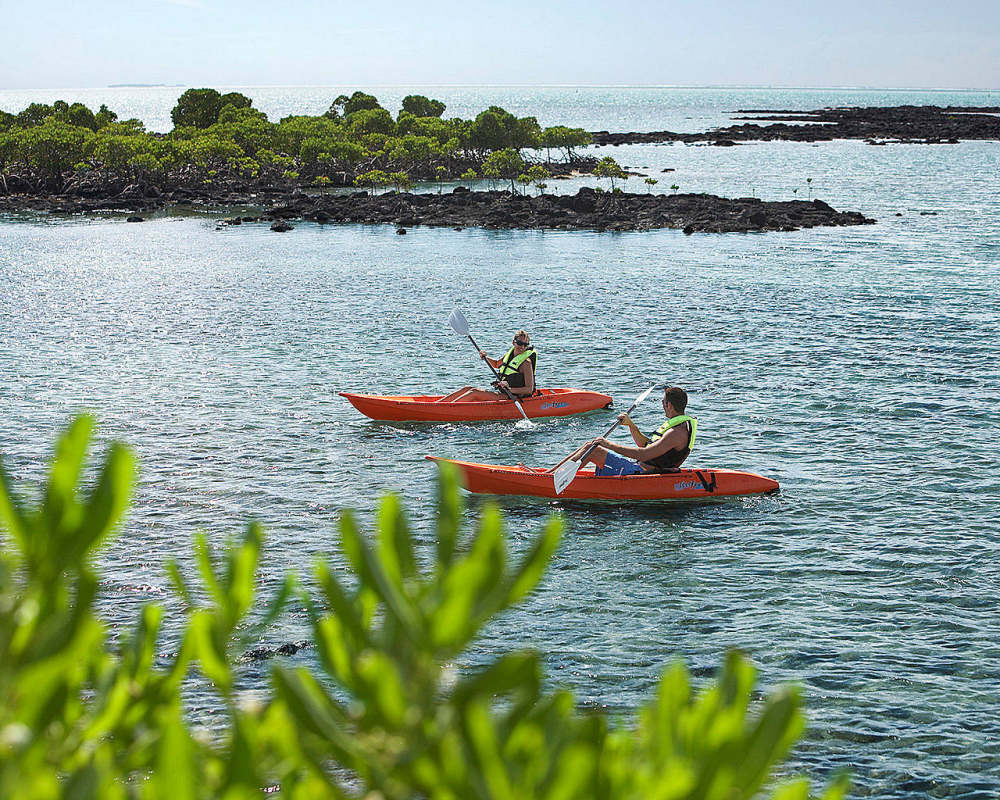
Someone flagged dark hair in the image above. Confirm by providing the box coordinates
[663,386,688,413]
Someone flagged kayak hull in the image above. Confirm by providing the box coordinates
[341,388,613,422]
[426,457,780,501]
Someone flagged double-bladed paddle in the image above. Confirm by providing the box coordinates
[447,309,533,424]
[552,384,658,495]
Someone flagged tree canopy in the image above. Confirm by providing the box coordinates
[0,88,593,196]
[171,88,253,129]
[401,94,446,118]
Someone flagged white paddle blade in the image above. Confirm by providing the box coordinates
[448,308,469,336]
[553,458,581,495]
[633,385,655,408]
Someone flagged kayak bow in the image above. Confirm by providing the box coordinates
[426,457,779,501]
[341,388,612,422]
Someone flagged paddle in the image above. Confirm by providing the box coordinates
[552,384,658,495]
[447,309,532,424]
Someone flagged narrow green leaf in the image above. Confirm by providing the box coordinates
[314,561,368,644]
[377,493,416,584]
[258,570,296,631]
[194,532,226,608]
[769,778,811,800]
[820,773,852,800]
[270,666,358,762]
[355,649,408,727]
[166,558,193,605]
[226,522,263,619]
[0,458,31,551]
[735,687,804,793]
[42,414,94,538]
[452,652,541,708]
[191,611,232,692]
[340,510,422,643]
[70,442,135,563]
[435,460,462,568]
[153,706,197,800]
[464,700,514,800]
[503,515,562,607]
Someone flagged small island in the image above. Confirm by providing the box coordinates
[0,88,876,232]
[592,105,1000,146]
[222,187,874,234]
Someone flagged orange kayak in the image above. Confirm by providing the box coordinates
[340,388,612,422]
[426,457,779,501]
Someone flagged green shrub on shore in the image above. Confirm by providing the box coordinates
[0,90,593,197]
[0,415,846,798]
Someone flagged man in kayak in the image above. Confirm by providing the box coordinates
[567,386,696,475]
[447,330,536,401]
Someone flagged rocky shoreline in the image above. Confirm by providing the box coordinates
[0,181,875,235]
[592,105,1000,146]
[222,187,874,234]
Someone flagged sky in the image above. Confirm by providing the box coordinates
[3,0,999,90]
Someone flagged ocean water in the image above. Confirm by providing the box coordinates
[1,87,999,798]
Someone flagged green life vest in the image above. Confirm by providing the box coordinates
[498,346,537,388]
[644,415,697,470]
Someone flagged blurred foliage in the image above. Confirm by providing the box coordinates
[0,89,592,195]
[0,415,847,798]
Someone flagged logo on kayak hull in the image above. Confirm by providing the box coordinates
[540,402,569,410]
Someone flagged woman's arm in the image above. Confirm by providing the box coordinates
[479,350,501,369]
[511,358,535,397]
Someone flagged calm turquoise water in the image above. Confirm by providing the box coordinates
[2,88,1000,798]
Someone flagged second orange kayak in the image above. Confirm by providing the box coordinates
[340,388,613,421]
[426,457,780,501]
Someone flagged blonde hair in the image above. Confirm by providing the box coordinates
[515,329,530,343]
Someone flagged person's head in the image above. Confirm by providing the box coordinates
[512,330,530,350]
[662,386,687,416]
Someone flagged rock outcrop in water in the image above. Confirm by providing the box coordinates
[219,187,874,234]
[592,105,1000,146]
[0,185,874,234]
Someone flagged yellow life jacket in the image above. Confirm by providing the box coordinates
[498,346,537,388]
[644,415,697,470]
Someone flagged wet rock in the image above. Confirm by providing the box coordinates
[396,227,406,234]
[242,641,311,662]
[126,216,144,222]
[591,105,1000,146]
[0,185,875,235]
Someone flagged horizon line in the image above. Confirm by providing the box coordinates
[2,82,999,94]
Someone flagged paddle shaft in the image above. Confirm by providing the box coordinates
[551,397,647,473]
[463,333,530,419]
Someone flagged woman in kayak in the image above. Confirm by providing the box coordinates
[568,386,696,475]
[448,330,536,402]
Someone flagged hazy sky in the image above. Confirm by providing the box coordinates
[4,0,998,90]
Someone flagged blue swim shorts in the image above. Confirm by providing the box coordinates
[595,451,644,477]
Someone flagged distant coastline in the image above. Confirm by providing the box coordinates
[107,83,183,88]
